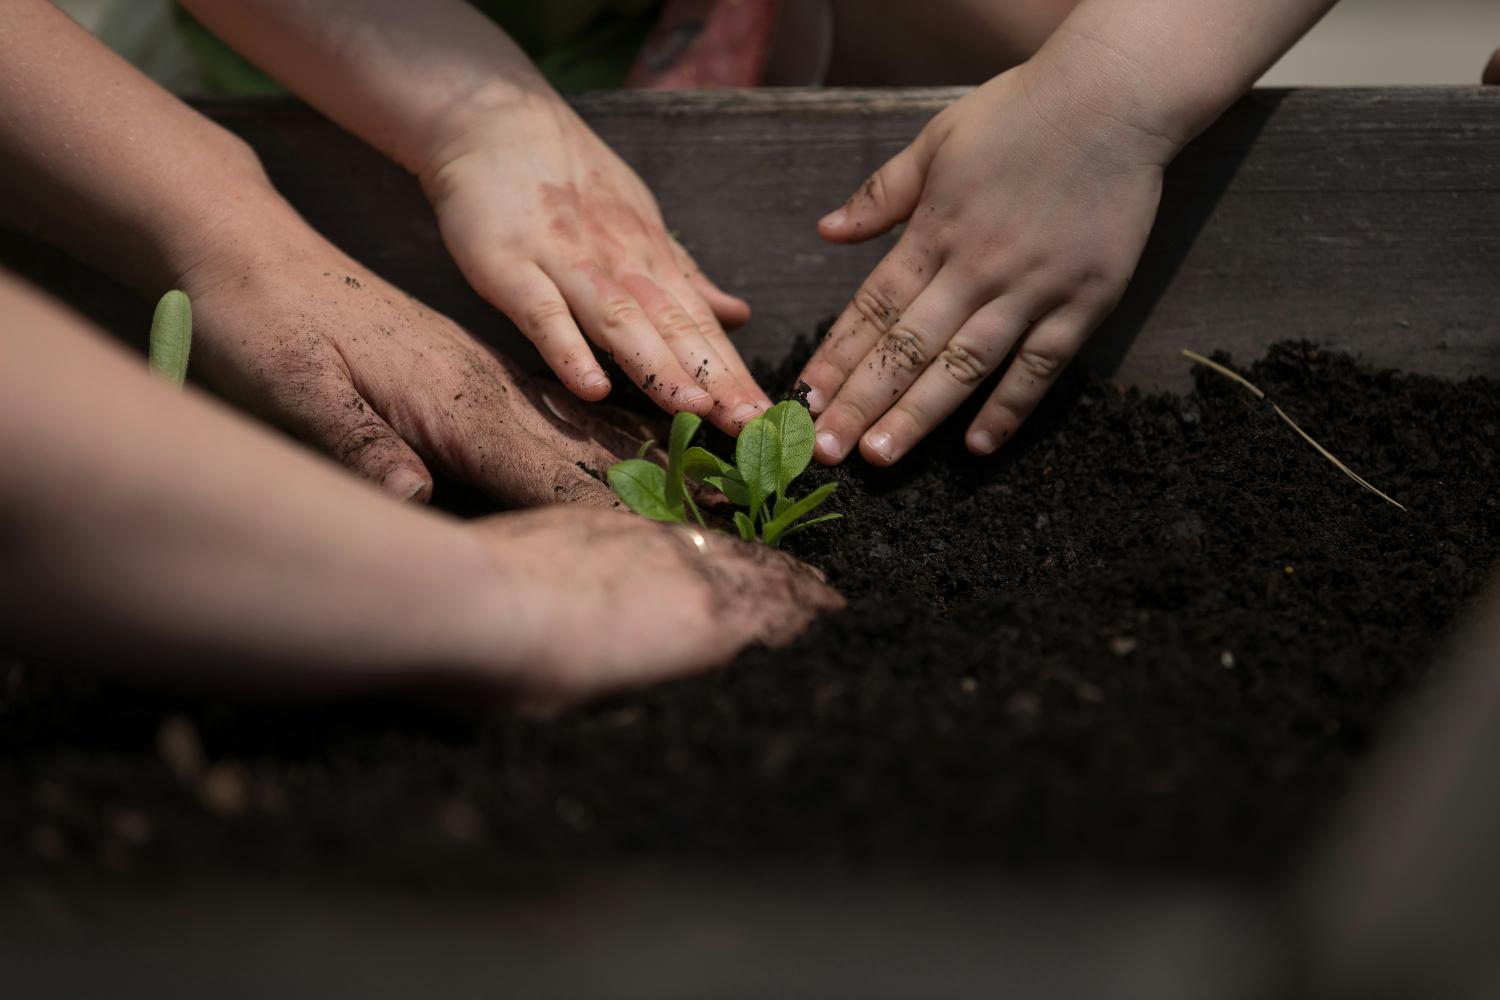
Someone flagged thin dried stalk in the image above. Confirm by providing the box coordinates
[1181,349,1407,513]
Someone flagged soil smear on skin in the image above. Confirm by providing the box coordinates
[4,339,1499,892]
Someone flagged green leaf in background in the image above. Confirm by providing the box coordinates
[703,470,750,507]
[762,481,840,548]
[148,290,192,386]
[735,412,781,524]
[763,401,815,498]
[606,459,680,522]
[663,411,701,513]
[733,511,756,542]
[683,446,733,484]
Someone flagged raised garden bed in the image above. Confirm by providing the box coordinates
[3,87,1500,998]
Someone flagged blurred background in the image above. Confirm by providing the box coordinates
[54,0,1500,91]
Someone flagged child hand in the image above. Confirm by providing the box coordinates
[421,98,771,435]
[799,64,1175,466]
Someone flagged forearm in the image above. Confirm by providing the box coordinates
[0,0,288,294]
[179,0,559,179]
[0,273,518,695]
[1028,0,1337,157]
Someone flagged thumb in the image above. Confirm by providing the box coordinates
[818,137,931,244]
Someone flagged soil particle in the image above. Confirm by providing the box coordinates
[2,341,1497,892]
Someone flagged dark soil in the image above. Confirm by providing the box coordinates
[4,341,1498,891]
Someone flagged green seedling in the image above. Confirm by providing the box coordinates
[148,289,192,386]
[607,401,841,547]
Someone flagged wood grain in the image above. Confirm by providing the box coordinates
[4,87,1498,391]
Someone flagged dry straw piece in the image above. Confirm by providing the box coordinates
[1181,349,1407,513]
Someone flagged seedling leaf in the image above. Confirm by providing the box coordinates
[703,471,750,506]
[635,439,655,460]
[148,290,192,386]
[733,510,756,542]
[606,459,680,522]
[664,411,701,513]
[683,446,733,483]
[735,414,781,522]
[780,512,843,540]
[764,401,815,497]
[762,481,839,548]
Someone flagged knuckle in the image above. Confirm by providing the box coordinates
[1015,347,1064,381]
[828,395,873,430]
[851,285,900,330]
[600,297,644,329]
[876,326,928,374]
[326,415,397,467]
[936,341,991,387]
[521,296,572,334]
[654,307,701,343]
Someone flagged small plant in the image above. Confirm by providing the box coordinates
[148,289,192,386]
[608,401,841,547]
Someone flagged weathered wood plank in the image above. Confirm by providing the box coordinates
[4,88,1498,391]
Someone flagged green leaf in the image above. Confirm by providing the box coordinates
[761,481,839,548]
[664,411,701,513]
[763,401,815,497]
[703,471,750,507]
[635,439,655,460]
[780,512,843,541]
[606,459,681,522]
[682,446,733,484]
[735,412,781,519]
[733,510,756,542]
[148,290,192,386]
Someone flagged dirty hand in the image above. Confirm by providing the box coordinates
[421,97,771,435]
[800,63,1172,466]
[466,506,844,708]
[179,214,655,507]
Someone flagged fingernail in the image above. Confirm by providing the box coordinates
[804,386,827,413]
[819,207,847,229]
[730,401,763,426]
[864,431,896,464]
[968,429,997,455]
[815,430,842,461]
[679,387,710,405]
[581,370,609,391]
[382,466,428,501]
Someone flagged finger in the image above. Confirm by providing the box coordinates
[817,135,933,244]
[812,270,981,465]
[260,341,433,502]
[966,308,1093,455]
[551,266,714,417]
[858,296,1037,466]
[621,272,768,433]
[671,237,751,329]
[477,261,611,401]
[797,238,931,418]
[1485,47,1500,85]
[652,267,773,424]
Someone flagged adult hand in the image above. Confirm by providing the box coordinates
[799,62,1172,466]
[421,97,772,435]
[178,212,654,507]
[466,506,844,709]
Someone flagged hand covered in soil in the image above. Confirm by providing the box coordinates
[466,506,844,709]
[420,97,772,434]
[800,63,1171,466]
[180,222,656,507]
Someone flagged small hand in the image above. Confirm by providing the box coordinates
[466,506,845,709]
[180,225,653,507]
[800,64,1172,466]
[422,98,771,434]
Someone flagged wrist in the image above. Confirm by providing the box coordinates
[404,73,569,188]
[1021,24,1201,168]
